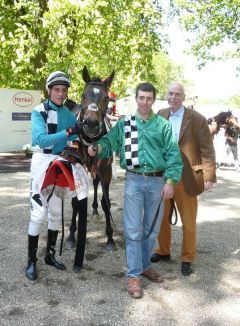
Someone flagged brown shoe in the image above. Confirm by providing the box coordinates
[127,278,143,299]
[141,268,163,283]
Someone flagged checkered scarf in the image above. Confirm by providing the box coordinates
[35,102,58,153]
[124,116,140,170]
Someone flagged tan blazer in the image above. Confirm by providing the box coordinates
[158,107,216,196]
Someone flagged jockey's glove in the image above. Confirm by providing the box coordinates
[66,123,83,136]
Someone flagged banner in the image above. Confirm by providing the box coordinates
[0,88,41,152]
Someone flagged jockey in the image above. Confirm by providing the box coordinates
[26,71,82,281]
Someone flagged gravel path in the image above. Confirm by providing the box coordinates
[0,154,239,326]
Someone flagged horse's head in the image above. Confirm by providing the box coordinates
[80,66,114,139]
[208,111,235,136]
[217,111,233,125]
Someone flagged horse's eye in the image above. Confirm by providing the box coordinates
[82,94,86,100]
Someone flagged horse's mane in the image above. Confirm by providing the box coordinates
[64,99,78,111]
[207,111,232,125]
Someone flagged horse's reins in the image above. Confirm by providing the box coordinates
[73,82,178,243]
[95,164,164,241]
[169,198,178,225]
[95,161,178,241]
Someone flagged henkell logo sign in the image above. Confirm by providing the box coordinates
[12,92,34,107]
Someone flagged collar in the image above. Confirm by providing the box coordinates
[170,106,185,117]
[135,109,155,121]
[48,99,64,110]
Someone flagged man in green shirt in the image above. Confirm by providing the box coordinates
[88,82,182,299]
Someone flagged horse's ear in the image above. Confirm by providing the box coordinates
[82,65,91,84]
[103,70,115,88]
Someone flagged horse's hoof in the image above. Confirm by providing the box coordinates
[92,211,100,219]
[65,239,76,250]
[106,242,116,251]
[73,265,82,273]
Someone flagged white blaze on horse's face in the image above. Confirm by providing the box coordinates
[87,87,100,111]
[93,87,100,94]
[88,103,98,112]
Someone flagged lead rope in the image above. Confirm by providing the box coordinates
[60,199,64,256]
[169,198,178,225]
[96,165,163,242]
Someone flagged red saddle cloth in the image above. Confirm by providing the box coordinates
[41,160,75,192]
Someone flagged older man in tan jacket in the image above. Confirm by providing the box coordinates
[151,83,216,276]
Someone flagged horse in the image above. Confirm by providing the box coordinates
[64,66,116,271]
[207,111,239,136]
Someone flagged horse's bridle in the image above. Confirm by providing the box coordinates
[79,81,110,139]
[81,81,109,112]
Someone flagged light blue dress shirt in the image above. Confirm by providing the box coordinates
[169,106,185,141]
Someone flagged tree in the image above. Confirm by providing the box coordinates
[152,51,184,99]
[229,95,240,108]
[168,0,240,66]
[0,0,173,99]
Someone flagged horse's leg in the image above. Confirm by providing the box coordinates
[101,182,116,251]
[65,196,78,249]
[73,197,88,273]
[92,177,100,218]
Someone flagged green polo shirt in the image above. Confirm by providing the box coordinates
[97,110,182,184]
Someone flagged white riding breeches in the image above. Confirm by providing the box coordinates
[28,152,63,236]
[28,152,89,236]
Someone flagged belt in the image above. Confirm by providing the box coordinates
[43,149,53,154]
[43,149,61,155]
[128,170,163,177]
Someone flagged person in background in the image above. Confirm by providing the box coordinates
[88,82,182,299]
[26,71,81,281]
[151,82,216,276]
[106,90,119,128]
[220,120,239,170]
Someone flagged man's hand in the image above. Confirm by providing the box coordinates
[88,145,98,157]
[161,184,174,200]
[66,123,82,136]
[204,181,213,192]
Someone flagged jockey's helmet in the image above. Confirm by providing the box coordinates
[46,71,71,91]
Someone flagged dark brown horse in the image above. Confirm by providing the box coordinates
[207,111,239,136]
[64,66,116,272]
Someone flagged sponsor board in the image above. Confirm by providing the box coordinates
[0,88,41,152]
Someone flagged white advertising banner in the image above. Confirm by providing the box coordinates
[0,88,41,152]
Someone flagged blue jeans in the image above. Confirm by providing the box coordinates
[124,171,165,279]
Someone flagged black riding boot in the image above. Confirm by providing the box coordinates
[26,234,39,280]
[44,229,66,270]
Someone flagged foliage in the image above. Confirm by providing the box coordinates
[152,51,184,99]
[229,95,240,108]
[22,143,33,157]
[0,0,181,100]
[168,0,240,66]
